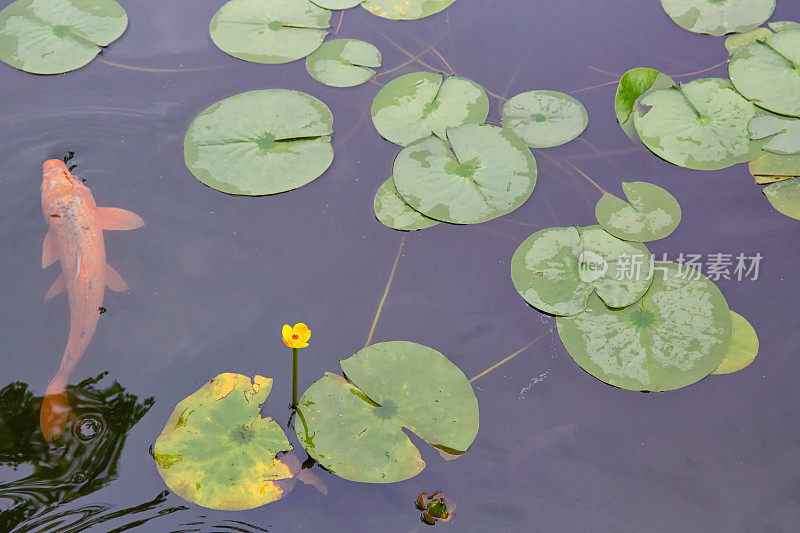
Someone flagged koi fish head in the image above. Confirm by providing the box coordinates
[41,159,92,217]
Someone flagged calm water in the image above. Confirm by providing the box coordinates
[2,0,800,531]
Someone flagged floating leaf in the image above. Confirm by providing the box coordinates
[712,311,758,374]
[769,21,800,32]
[184,89,333,196]
[614,67,675,143]
[0,0,127,75]
[361,0,455,21]
[724,27,773,55]
[295,341,479,483]
[312,0,363,8]
[305,38,381,87]
[763,177,800,220]
[749,113,800,155]
[371,72,489,146]
[153,373,292,510]
[392,123,537,224]
[501,90,588,148]
[660,0,775,36]
[209,0,330,64]
[729,30,800,117]
[748,152,800,183]
[511,225,653,317]
[557,262,732,392]
[634,78,766,170]
[595,182,681,242]
[374,177,440,231]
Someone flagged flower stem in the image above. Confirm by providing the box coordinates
[291,347,299,409]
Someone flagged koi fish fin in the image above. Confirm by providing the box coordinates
[96,207,145,231]
[45,274,66,300]
[42,230,58,268]
[105,264,128,292]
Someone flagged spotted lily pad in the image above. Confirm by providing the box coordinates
[511,225,653,317]
[305,38,381,87]
[501,91,588,148]
[712,311,759,374]
[312,0,363,8]
[660,0,775,36]
[557,262,732,391]
[153,373,293,510]
[210,0,330,64]
[295,341,479,483]
[371,72,489,146]
[361,0,455,20]
[725,27,773,55]
[392,123,537,224]
[633,78,766,170]
[614,68,675,143]
[749,113,800,155]
[0,0,127,75]
[729,30,800,117]
[184,89,334,196]
[595,182,681,242]
[763,177,800,220]
[374,177,440,231]
[748,152,800,183]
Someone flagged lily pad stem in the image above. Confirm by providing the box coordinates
[291,347,299,409]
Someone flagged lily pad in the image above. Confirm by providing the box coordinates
[749,113,800,155]
[595,182,681,242]
[633,78,766,170]
[153,373,292,510]
[312,0,363,8]
[209,0,330,64]
[501,90,588,148]
[725,27,773,56]
[556,262,732,392]
[729,30,800,117]
[510,225,653,317]
[361,0,455,20]
[305,38,381,87]
[660,0,775,36]
[374,177,440,231]
[748,152,800,183]
[712,311,758,374]
[392,123,537,224]
[763,177,800,220]
[0,0,127,75]
[769,21,800,33]
[371,72,489,146]
[184,89,334,196]
[614,67,675,143]
[295,341,479,483]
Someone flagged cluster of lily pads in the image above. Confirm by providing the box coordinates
[153,341,479,510]
[373,72,588,230]
[618,2,800,221]
[510,180,759,392]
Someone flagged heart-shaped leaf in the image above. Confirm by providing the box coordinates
[763,177,800,220]
[306,38,381,87]
[614,67,675,143]
[595,182,681,242]
[374,177,440,231]
[712,311,759,374]
[501,90,588,148]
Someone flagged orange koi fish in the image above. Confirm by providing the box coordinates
[40,159,144,440]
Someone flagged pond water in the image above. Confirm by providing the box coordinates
[2,0,800,531]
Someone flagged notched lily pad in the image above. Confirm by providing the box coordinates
[361,0,455,21]
[763,177,800,220]
[371,71,489,146]
[153,373,293,510]
[748,152,800,183]
[749,113,800,155]
[660,0,775,36]
[374,177,440,231]
[712,311,758,374]
[501,90,588,148]
[511,225,653,317]
[725,27,773,55]
[615,67,675,143]
[306,38,381,87]
[295,341,479,483]
[557,262,732,392]
[0,0,128,75]
[210,0,330,64]
[184,89,334,196]
[595,182,681,242]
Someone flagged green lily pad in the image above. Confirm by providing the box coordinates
[660,0,775,36]
[392,123,537,224]
[153,373,293,510]
[305,38,381,87]
[712,311,758,374]
[0,0,127,75]
[501,90,588,148]
[763,177,800,220]
[634,78,766,170]
[769,21,800,33]
[371,72,489,146]
[725,27,774,55]
[184,89,334,196]
[729,30,800,117]
[511,225,653,317]
[374,177,440,231]
[595,182,681,242]
[556,262,732,392]
[312,0,363,8]
[749,113,800,155]
[295,341,479,483]
[361,0,455,20]
[209,0,330,64]
[748,152,800,183]
[615,67,675,143]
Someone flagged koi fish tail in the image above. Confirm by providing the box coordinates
[40,373,71,441]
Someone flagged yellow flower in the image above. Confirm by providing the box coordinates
[282,323,310,349]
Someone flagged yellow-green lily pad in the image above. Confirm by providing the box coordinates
[712,311,759,374]
[763,177,800,220]
[614,67,675,143]
[748,152,800,184]
[361,0,455,21]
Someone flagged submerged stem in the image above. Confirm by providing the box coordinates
[469,333,548,383]
[365,234,406,348]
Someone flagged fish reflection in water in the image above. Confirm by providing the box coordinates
[505,424,578,481]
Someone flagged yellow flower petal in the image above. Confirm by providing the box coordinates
[294,323,311,343]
